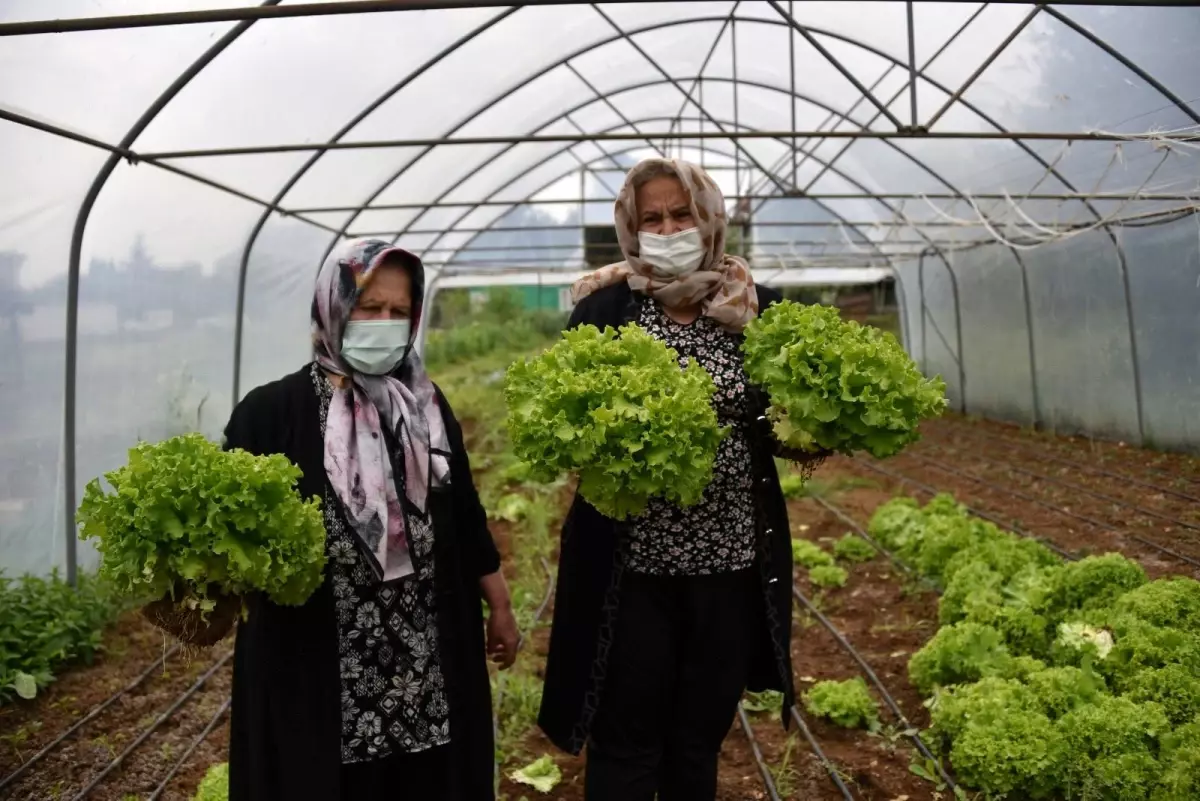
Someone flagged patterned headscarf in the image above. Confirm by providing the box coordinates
[571,158,759,331]
[313,238,451,582]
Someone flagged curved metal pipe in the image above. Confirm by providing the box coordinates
[62,0,281,584]
[409,115,892,265]
[313,14,984,269]
[230,7,517,402]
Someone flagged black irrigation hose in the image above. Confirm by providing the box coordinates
[70,650,233,801]
[146,695,231,801]
[895,452,1200,571]
[0,642,184,793]
[925,439,1200,533]
[735,704,784,801]
[810,495,938,592]
[963,426,1200,491]
[787,705,857,800]
[850,456,1076,562]
[790,585,957,793]
[931,424,1200,505]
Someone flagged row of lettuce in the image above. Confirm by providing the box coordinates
[798,491,1200,800]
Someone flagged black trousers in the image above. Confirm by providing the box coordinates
[340,743,458,800]
[585,567,760,801]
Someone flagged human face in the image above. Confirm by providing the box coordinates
[350,262,412,322]
[635,175,696,236]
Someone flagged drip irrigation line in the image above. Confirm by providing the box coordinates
[848,457,1076,561]
[809,495,937,591]
[70,650,233,801]
[786,705,857,800]
[929,424,1200,505]
[146,695,231,801]
[790,585,957,792]
[895,452,1200,571]
[0,642,184,793]
[966,426,1200,490]
[923,440,1200,534]
[735,705,784,801]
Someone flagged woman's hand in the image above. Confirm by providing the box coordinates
[480,571,519,669]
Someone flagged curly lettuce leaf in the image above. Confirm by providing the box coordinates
[77,434,326,607]
[510,755,562,793]
[504,323,724,520]
[742,302,947,458]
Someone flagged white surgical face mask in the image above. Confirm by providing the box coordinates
[638,228,706,278]
[341,320,412,375]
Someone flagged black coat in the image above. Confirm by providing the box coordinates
[537,282,796,755]
[223,365,499,801]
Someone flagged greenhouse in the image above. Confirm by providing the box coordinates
[1,1,1199,799]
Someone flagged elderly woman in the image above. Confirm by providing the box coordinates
[538,159,796,801]
[223,239,518,801]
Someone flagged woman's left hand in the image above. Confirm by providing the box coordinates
[486,607,520,670]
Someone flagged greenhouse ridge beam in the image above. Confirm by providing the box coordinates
[4,0,1193,36]
[138,128,1199,159]
[350,207,1199,238]
[296,192,1200,213]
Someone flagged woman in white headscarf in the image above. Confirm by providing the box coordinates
[540,159,799,801]
[224,239,518,801]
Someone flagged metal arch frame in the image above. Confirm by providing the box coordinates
[762,4,1129,434]
[251,5,1151,415]
[287,4,1182,426]
[388,108,972,404]
[307,13,987,274]
[407,130,884,258]
[7,0,1200,36]
[464,112,970,412]
[394,75,945,255]
[765,3,1150,435]
[59,0,282,585]
[20,3,1192,578]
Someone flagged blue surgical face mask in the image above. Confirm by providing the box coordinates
[341,320,412,375]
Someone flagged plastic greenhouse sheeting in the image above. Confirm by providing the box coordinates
[1,1,1198,577]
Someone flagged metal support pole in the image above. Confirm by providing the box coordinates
[906,1,918,129]
[918,252,928,374]
[732,16,742,197]
[1011,248,1043,429]
[63,0,280,585]
[789,0,797,185]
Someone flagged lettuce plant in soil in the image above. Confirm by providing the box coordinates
[77,434,326,613]
[504,323,723,520]
[742,301,947,458]
[871,492,1200,800]
[804,677,880,731]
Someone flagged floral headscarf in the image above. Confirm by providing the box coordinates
[571,158,759,331]
[313,238,451,582]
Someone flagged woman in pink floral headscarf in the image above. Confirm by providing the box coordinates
[541,160,797,801]
[224,239,517,801]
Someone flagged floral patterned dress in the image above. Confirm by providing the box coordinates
[626,299,757,576]
[313,365,451,764]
